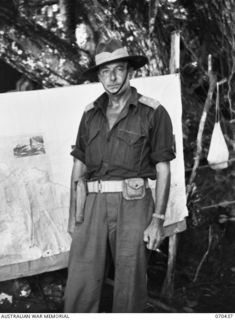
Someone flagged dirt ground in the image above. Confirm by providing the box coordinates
[1,226,235,314]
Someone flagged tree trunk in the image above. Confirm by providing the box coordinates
[59,0,76,41]
[0,1,91,88]
[0,0,167,87]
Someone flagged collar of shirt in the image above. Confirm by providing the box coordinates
[93,86,139,118]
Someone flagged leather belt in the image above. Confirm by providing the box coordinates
[87,179,149,193]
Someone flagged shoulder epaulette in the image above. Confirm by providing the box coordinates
[84,102,95,112]
[139,95,160,110]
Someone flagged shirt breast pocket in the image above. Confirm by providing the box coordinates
[115,130,145,169]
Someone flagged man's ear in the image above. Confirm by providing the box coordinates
[97,69,102,83]
[128,66,135,79]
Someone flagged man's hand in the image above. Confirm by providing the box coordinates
[143,217,165,251]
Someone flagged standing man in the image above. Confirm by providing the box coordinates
[64,38,175,313]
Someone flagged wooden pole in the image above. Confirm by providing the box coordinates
[169,31,180,73]
[161,234,178,298]
[161,31,180,300]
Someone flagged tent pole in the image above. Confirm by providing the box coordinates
[161,31,180,300]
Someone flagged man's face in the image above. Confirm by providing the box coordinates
[98,61,131,95]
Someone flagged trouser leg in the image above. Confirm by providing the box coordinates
[64,193,107,313]
[110,189,154,313]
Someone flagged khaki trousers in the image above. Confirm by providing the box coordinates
[64,189,154,313]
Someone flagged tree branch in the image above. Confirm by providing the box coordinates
[193,225,213,282]
[149,0,160,36]
[0,1,92,87]
[186,55,217,197]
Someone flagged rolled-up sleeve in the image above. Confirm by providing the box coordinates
[70,112,87,164]
[150,105,176,164]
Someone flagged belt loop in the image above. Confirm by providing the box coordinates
[145,178,149,188]
[98,180,102,193]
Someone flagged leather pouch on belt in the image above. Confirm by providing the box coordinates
[122,178,146,200]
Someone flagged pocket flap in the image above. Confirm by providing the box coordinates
[87,128,100,145]
[125,178,145,190]
[117,130,143,145]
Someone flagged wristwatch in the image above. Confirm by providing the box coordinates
[152,213,165,220]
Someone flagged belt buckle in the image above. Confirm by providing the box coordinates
[98,180,102,193]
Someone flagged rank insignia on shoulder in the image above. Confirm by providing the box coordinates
[85,102,95,112]
[139,95,160,109]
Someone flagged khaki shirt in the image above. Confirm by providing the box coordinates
[71,87,175,180]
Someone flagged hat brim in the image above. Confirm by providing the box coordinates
[83,55,148,79]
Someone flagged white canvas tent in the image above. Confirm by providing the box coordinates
[0,74,187,281]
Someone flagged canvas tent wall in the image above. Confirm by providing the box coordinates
[0,74,187,281]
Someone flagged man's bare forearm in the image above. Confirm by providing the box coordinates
[143,161,171,250]
[152,162,171,224]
